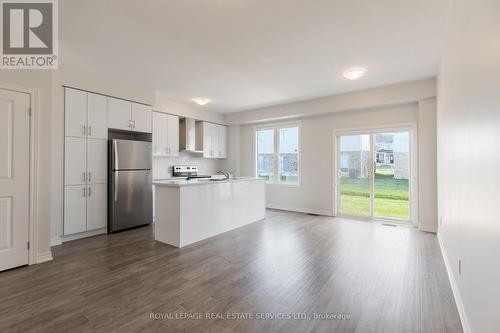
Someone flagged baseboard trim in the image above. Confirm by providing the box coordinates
[36,251,53,264]
[437,232,471,333]
[419,224,437,233]
[266,203,333,216]
[62,228,107,243]
[50,237,62,247]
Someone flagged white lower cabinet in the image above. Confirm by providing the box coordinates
[64,185,87,235]
[86,184,107,231]
[64,184,107,235]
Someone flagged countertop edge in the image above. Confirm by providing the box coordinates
[153,178,265,188]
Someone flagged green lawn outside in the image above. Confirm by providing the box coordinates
[340,166,409,219]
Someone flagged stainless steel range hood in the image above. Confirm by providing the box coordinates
[179,118,203,153]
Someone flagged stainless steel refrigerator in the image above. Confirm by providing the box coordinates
[109,139,152,233]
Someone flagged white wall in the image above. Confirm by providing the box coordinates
[238,101,437,224]
[437,0,500,332]
[222,125,241,176]
[418,98,438,232]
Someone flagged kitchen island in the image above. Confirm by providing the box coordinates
[153,177,265,247]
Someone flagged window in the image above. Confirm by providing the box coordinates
[256,124,300,184]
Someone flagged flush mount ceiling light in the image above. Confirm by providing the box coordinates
[192,97,211,106]
[342,67,366,80]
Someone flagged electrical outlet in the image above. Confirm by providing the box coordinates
[458,259,462,275]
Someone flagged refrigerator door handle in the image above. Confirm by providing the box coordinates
[113,140,119,170]
[114,171,118,201]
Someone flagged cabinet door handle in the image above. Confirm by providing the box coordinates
[83,125,87,136]
[129,120,133,128]
[132,120,136,128]
[83,187,86,197]
[88,126,92,136]
[88,172,92,182]
[88,187,91,197]
[83,172,86,182]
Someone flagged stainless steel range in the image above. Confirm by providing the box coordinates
[172,165,210,180]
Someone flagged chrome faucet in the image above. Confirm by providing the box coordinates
[216,170,230,179]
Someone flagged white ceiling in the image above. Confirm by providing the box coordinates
[60,0,449,113]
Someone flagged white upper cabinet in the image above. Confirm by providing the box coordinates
[153,112,179,156]
[107,97,132,131]
[65,88,108,139]
[218,125,227,158]
[153,112,168,155]
[167,114,179,156]
[132,103,152,133]
[65,88,88,138]
[202,122,227,159]
[203,122,214,158]
[108,98,152,133]
[87,93,108,139]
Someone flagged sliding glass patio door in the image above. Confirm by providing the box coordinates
[337,129,412,222]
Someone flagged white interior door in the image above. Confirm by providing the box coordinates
[0,88,30,271]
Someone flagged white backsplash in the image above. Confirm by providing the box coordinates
[153,151,224,179]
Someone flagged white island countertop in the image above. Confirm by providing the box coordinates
[153,177,263,187]
[154,177,265,247]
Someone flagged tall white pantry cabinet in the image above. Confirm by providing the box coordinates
[64,88,108,236]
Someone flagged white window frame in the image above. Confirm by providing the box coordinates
[254,121,301,186]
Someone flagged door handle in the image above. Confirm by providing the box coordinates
[83,125,87,136]
[113,140,119,170]
[88,186,91,197]
[83,172,86,182]
[83,187,86,197]
[114,172,118,201]
[88,172,92,182]
[88,126,92,136]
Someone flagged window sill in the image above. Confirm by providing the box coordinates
[264,182,302,187]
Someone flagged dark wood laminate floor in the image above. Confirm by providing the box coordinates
[0,210,462,333]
